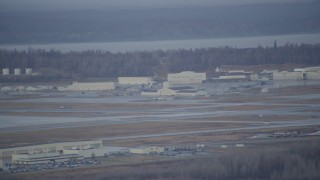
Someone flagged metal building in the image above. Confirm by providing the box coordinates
[64,146,128,158]
[59,82,115,91]
[168,71,206,84]
[118,77,152,85]
[273,71,304,80]
[305,66,320,72]
[306,72,320,80]
[12,152,81,165]
[2,68,9,75]
[0,141,103,158]
[25,68,32,75]
[130,146,164,154]
[14,68,21,75]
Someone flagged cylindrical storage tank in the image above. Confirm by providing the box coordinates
[163,81,170,89]
[25,68,32,75]
[14,68,21,75]
[2,68,9,75]
[261,88,269,93]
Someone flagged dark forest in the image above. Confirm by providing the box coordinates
[1,44,320,78]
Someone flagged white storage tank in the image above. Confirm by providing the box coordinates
[163,81,171,88]
[261,88,269,93]
[25,68,32,75]
[14,68,21,75]
[2,68,9,75]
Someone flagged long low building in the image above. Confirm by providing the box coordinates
[59,82,114,91]
[306,72,320,80]
[215,75,247,80]
[130,146,164,154]
[118,77,152,85]
[273,71,304,80]
[63,147,129,158]
[12,152,82,165]
[141,87,207,97]
[272,66,320,80]
[0,141,102,158]
[11,146,129,166]
[9,146,129,166]
[305,66,320,72]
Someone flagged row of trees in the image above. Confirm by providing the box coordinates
[93,140,320,180]
[0,43,320,79]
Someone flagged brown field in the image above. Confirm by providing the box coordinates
[0,84,319,147]
[0,121,242,148]
[3,136,320,180]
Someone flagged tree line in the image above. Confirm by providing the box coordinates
[94,139,320,180]
[0,43,320,79]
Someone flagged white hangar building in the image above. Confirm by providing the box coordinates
[273,71,305,80]
[168,71,206,84]
[118,77,152,85]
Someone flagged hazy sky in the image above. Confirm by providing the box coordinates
[0,0,310,12]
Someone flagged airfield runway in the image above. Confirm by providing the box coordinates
[0,83,320,147]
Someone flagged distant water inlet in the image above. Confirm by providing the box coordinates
[0,33,320,53]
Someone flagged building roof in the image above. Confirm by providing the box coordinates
[132,146,161,149]
[177,90,198,93]
[170,86,195,90]
[142,89,158,92]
